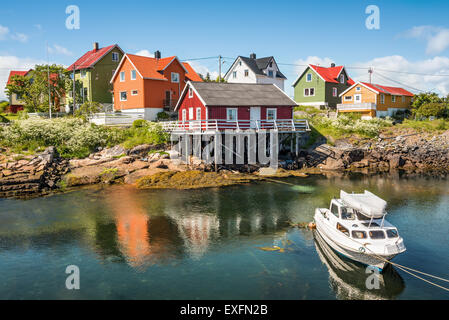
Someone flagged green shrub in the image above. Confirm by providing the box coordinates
[122,121,169,149]
[414,103,448,119]
[132,119,147,129]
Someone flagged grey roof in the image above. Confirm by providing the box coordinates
[190,82,297,107]
[229,56,288,80]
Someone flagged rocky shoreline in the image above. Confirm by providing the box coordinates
[1,130,448,199]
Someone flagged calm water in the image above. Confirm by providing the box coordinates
[0,173,448,300]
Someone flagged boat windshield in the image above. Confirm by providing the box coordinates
[355,211,371,221]
[369,230,386,239]
[341,206,355,220]
[352,230,367,239]
[386,229,399,238]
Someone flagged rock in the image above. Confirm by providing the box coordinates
[388,155,405,169]
[129,144,154,157]
[320,158,346,170]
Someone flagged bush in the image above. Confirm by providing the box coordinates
[157,111,170,120]
[414,103,448,119]
[122,120,169,149]
[132,119,147,129]
[0,101,8,113]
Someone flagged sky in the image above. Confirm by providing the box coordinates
[2,0,449,100]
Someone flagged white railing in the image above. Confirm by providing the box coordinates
[89,112,144,126]
[337,103,377,111]
[160,119,310,133]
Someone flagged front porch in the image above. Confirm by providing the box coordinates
[337,103,377,119]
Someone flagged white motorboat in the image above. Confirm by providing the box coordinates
[314,190,406,271]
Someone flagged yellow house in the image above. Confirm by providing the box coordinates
[337,82,414,119]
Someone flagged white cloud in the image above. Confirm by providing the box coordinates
[350,55,449,95]
[11,32,28,43]
[48,44,72,56]
[186,61,218,80]
[135,50,154,57]
[0,56,46,100]
[34,24,42,31]
[0,25,9,40]
[404,26,449,55]
[293,56,335,76]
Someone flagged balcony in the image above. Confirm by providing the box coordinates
[337,103,377,112]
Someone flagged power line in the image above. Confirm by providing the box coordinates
[375,72,427,93]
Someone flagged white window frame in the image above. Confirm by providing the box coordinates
[182,109,187,121]
[233,71,237,79]
[81,69,87,78]
[120,71,125,82]
[266,108,277,121]
[306,73,312,82]
[268,70,274,78]
[244,69,249,77]
[131,70,137,80]
[354,94,362,103]
[189,107,194,120]
[171,72,180,83]
[120,91,127,101]
[392,95,396,103]
[356,86,361,91]
[196,107,201,120]
[380,94,385,104]
[344,96,353,101]
[333,87,338,97]
[402,96,405,103]
[304,88,315,97]
[340,74,345,84]
[112,52,119,62]
[189,88,193,98]
[131,90,138,96]
[227,108,238,121]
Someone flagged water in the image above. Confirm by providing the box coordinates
[0,173,448,300]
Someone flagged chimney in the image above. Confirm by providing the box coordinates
[250,53,256,59]
[331,63,336,68]
[93,42,99,52]
[154,50,161,60]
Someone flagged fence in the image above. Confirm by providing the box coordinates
[160,119,310,133]
[88,112,144,126]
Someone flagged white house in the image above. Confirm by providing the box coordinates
[223,54,287,90]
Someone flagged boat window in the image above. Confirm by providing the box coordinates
[369,230,386,239]
[337,223,350,237]
[362,222,380,228]
[341,207,355,220]
[352,231,367,239]
[331,203,339,218]
[386,229,399,238]
[355,211,371,221]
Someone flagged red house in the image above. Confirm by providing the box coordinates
[174,82,298,131]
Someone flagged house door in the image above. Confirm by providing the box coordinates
[354,94,362,104]
[250,107,261,129]
[165,91,172,110]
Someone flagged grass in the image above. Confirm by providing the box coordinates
[398,119,449,132]
[0,113,19,121]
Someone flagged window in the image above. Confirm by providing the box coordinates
[227,108,238,121]
[269,62,273,68]
[355,211,371,221]
[380,94,385,104]
[306,73,312,82]
[309,88,315,96]
[112,52,119,62]
[83,87,88,100]
[304,88,315,96]
[392,95,396,103]
[336,223,349,237]
[244,69,249,77]
[369,230,386,239]
[238,61,242,66]
[354,94,361,102]
[340,74,345,84]
[330,203,339,218]
[196,108,201,120]
[387,229,399,238]
[402,96,405,103]
[120,91,127,101]
[182,109,186,121]
[189,88,193,98]
[352,231,367,239]
[131,90,138,96]
[233,71,237,79]
[267,109,277,121]
[131,70,137,80]
[341,207,355,220]
[344,96,353,101]
[81,70,87,78]
[171,72,180,83]
[120,72,125,82]
[268,70,274,78]
[356,86,361,91]
[333,87,338,97]
[189,107,194,120]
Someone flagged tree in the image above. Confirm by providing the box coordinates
[0,101,9,113]
[5,64,72,113]
[411,92,442,111]
[414,102,448,119]
[75,101,102,119]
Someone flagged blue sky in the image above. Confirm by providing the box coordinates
[2,0,449,99]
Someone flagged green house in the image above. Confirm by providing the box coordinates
[67,42,124,108]
[292,64,354,109]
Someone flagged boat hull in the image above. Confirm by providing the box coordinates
[314,215,397,271]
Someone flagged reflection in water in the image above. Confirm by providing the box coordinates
[314,230,405,300]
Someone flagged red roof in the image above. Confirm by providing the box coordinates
[361,82,414,96]
[115,54,202,82]
[67,45,121,71]
[7,70,30,85]
[309,64,354,85]
[182,62,203,82]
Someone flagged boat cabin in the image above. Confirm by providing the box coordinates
[323,198,400,241]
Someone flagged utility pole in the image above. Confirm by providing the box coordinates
[368,67,373,84]
[72,65,76,115]
[47,42,52,119]
[218,55,222,82]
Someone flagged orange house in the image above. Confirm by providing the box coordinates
[337,82,414,119]
[111,52,202,120]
